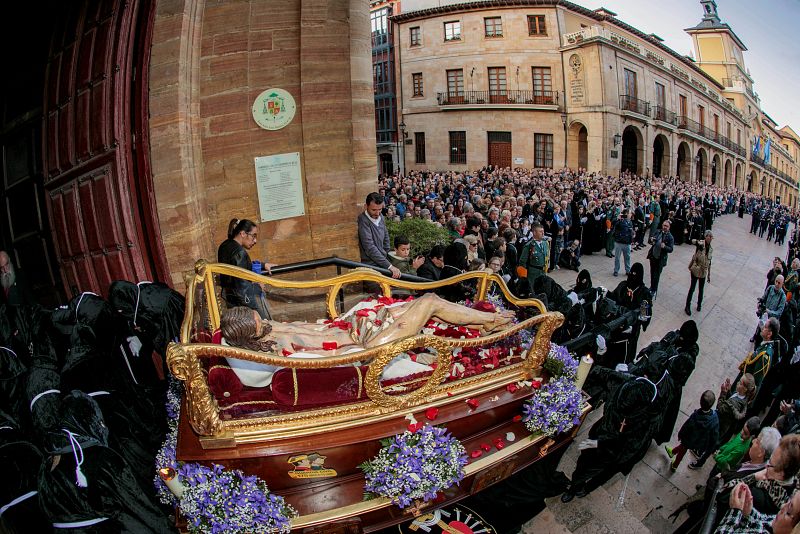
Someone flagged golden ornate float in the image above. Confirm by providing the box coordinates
[166,260,588,531]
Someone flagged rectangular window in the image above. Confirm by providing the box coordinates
[412,73,423,97]
[534,133,553,168]
[449,131,467,165]
[698,105,705,128]
[527,15,547,35]
[410,26,421,47]
[623,68,637,99]
[488,66,507,102]
[737,129,741,146]
[714,114,719,134]
[444,21,461,41]
[484,17,503,37]
[415,132,426,164]
[447,69,464,99]
[655,82,665,108]
[727,121,732,139]
[531,67,553,103]
[679,94,688,117]
[370,8,389,48]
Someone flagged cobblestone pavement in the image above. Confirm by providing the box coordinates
[523,213,787,534]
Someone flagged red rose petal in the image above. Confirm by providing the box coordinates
[506,384,519,393]
[512,415,523,422]
[322,341,338,351]
[446,391,454,397]
[281,348,293,356]
[480,443,492,452]
[466,398,479,410]
[407,422,424,432]
[425,407,439,421]
[470,449,484,458]
[495,440,506,450]
[531,380,542,390]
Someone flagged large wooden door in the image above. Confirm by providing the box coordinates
[488,132,512,169]
[43,0,166,297]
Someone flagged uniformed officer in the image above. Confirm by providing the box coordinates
[520,222,550,293]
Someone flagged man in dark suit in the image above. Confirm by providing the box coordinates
[0,250,35,307]
[647,220,674,299]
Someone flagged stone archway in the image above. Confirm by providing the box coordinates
[676,141,691,180]
[567,122,588,170]
[748,171,758,193]
[652,134,670,178]
[710,153,721,185]
[695,147,707,183]
[621,125,644,175]
[724,159,732,189]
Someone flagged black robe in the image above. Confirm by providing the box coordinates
[37,391,174,533]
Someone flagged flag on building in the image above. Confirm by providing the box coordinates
[764,138,772,164]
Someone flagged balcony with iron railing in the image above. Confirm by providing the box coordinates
[436,90,559,107]
[619,95,650,117]
[751,153,765,167]
[676,116,747,156]
[652,105,676,125]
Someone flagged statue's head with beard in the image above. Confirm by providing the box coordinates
[0,251,15,291]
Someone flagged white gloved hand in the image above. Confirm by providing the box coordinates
[578,439,598,450]
[615,363,629,373]
[596,335,607,355]
[580,217,588,224]
[567,292,580,306]
[126,335,143,357]
[622,326,633,334]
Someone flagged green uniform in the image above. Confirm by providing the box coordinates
[740,340,774,390]
[521,238,550,292]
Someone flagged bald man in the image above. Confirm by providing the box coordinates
[0,251,35,307]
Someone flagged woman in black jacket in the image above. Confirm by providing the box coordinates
[217,218,275,319]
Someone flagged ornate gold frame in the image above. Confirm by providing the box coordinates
[167,261,563,446]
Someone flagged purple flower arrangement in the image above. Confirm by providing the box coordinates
[179,463,297,534]
[542,343,579,380]
[360,425,468,509]
[522,376,584,437]
[154,378,297,532]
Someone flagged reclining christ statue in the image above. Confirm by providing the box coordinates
[219,293,516,387]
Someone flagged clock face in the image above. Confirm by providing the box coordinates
[252,88,297,130]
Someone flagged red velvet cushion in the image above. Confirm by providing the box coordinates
[271,366,369,409]
[208,359,244,398]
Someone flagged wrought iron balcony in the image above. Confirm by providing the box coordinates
[751,153,765,167]
[619,95,650,116]
[436,90,558,106]
[652,105,676,125]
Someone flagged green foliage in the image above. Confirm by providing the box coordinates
[542,356,565,378]
[385,218,452,258]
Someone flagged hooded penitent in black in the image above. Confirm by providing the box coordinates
[37,391,174,533]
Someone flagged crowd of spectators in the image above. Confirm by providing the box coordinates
[356,166,800,532]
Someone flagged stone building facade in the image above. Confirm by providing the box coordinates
[392,0,799,204]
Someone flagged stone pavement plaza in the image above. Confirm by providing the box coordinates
[523,213,785,534]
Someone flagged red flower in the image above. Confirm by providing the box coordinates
[471,300,497,313]
[466,398,479,410]
[480,443,492,452]
[494,439,506,450]
[355,309,371,317]
[425,407,439,421]
[470,449,484,458]
[531,380,542,390]
[322,341,338,351]
[512,415,523,422]
[506,384,519,393]
[281,348,293,356]
[407,422,424,432]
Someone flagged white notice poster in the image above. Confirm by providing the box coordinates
[254,152,305,222]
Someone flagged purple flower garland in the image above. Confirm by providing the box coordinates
[360,425,468,509]
[154,377,297,533]
[522,376,584,437]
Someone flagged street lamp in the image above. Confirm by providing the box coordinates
[398,121,407,177]
[560,113,568,169]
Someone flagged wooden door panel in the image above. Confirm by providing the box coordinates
[43,0,165,297]
[75,90,91,160]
